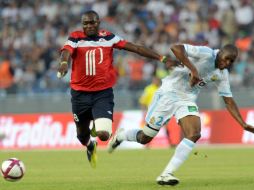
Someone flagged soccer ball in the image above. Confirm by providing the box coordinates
[1,158,25,182]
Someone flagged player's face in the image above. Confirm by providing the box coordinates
[82,14,100,37]
[216,51,238,70]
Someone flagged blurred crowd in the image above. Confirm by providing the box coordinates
[1,0,254,96]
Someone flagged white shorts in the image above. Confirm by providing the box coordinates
[144,91,200,137]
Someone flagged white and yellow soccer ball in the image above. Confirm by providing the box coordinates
[1,158,25,182]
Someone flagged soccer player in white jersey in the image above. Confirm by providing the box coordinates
[108,43,254,185]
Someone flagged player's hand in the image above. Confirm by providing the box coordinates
[57,61,68,78]
[160,56,183,69]
[189,69,201,87]
[243,123,254,133]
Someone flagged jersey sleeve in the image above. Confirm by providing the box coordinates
[183,44,213,59]
[215,69,233,97]
[61,32,79,54]
[112,34,127,49]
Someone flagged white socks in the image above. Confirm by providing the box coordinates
[161,138,195,176]
[116,131,195,176]
[117,129,141,142]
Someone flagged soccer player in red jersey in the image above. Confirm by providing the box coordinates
[57,10,175,168]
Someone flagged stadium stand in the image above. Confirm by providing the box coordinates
[0,0,254,98]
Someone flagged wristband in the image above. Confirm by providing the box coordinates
[60,61,68,65]
[57,72,62,78]
[160,56,167,64]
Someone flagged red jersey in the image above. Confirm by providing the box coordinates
[62,30,127,91]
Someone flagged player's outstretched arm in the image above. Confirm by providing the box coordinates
[223,96,254,133]
[170,44,200,86]
[57,50,70,78]
[122,42,176,67]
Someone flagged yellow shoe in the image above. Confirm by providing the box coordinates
[87,141,97,168]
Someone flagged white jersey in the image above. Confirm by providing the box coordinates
[160,44,233,102]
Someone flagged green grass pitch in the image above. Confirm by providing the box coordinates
[1,147,254,190]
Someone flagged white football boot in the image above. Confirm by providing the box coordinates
[156,173,179,186]
[107,128,124,153]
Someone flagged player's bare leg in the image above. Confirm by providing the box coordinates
[94,118,112,141]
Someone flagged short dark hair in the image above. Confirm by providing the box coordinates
[83,10,100,20]
[222,44,238,54]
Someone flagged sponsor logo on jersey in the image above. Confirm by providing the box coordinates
[99,38,106,42]
[211,75,219,81]
[149,117,155,125]
[188,106,198,112]
[99,31,107,36]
